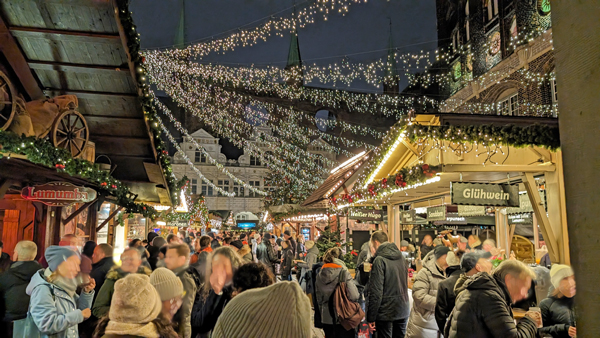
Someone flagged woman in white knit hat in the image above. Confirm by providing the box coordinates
[538,264,577,338]
[93,273,178,338]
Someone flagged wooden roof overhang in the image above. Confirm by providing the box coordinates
[0,0,169,204]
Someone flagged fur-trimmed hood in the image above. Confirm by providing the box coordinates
[105,265,152,281]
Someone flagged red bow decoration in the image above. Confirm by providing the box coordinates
[381,178,388,189]
[101,182,108,187]
[395,174,407,187]
[55,164,65,170]
[368,184,376,196]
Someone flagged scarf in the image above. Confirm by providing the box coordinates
[44,268,78,297]
[105,321,159,338]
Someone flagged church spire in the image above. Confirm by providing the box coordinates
[174,0,186,49]
[384,19,399,94]
[285,1,303,86]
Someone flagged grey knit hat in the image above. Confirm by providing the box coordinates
[150,267,184,301]
[45,246,78,272]
[212,282,311,338]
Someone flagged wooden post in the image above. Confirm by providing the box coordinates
[524,173,560,263]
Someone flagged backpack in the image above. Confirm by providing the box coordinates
[333,270,365,331]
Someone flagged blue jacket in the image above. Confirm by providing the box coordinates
[26,270,94,338]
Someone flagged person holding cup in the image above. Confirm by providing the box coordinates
[539,264,577,338]
[445,259,539,338]
[26,246,95,338]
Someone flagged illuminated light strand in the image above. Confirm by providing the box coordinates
[157,115,236,197]
[152,94,269,196]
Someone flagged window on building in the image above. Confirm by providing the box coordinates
[191,179,197,195]
[485,0,494,21]
[194,151,207,163]
[250,155,261,166]
[465,1,470,41]
[233,182,245,197]
[248,181,260,197]
[551,77,558,103]
[497,93,519,116]
[314,157,324,168]
[218,180,230,196]
[201,182,214,197]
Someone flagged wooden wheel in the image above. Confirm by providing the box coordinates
[0,70,17,131]
[51,110,89,158]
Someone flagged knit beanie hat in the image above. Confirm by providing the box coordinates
[230,240,244,250]
[45,246,78,272]
[446,251,460,267]
[550,264,574,289]
[400,240,409,247]
[212,282,311,338]
[150,267,184,301]
[434,246,451,259]
[109,274,161,323]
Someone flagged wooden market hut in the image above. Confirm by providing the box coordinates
[0,0,172,258]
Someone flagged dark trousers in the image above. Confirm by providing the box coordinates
[323,323,355,338]
[375,318,407,338]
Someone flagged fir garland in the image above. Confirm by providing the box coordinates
[0,130,171,219]
[405,123,560,151]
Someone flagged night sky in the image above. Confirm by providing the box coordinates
[131,0,438,157]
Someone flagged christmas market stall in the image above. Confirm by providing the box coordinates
[0,0,184,259]
[333,114,568,264]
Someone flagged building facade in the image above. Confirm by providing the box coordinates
[435,0,555,117]
[171,128,336,217]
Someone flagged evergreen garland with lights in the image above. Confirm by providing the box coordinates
[315,226,356,269]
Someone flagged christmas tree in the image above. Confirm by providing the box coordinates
[315,226,356,269]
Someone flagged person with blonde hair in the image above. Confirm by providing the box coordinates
[445,259,538,338]
[0,240,41,337]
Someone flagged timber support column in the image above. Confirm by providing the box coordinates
[553,0,600,334]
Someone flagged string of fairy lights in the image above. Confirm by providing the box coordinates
[146,0,369,57]
[140,0,556,205]
[153,95,269,196]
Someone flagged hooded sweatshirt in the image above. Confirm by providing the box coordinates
[0,261,42,321]
[315,262,359,325]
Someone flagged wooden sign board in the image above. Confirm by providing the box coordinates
[21,182,96,207]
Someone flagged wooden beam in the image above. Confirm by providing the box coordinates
[96,206,123,232]
[28,60,129,73]
[524,173,560,263]
[9,26,120,40]
[61,199,97,225]
[43,88,137,98]
[442,164,555,173]
[0,17,44,100]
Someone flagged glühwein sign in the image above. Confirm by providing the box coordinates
[451,182,519,207]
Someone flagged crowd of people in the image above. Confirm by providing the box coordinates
[0,227,577,338]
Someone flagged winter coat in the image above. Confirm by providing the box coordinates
[366,242,410,323]
[0,261,41,321]
[281,247,294,277]
[434,266,464,333]
[311,262,325,328]
[147,245,161,270]
[315,262,359,325]
[238,246,253,263]
[26,269,94,338]
[0,252,12,273]
[89,257,115,298]
[356,242,370,268]
[190,250,210,282]
[297,246,319,290]
[191,288,232,334]
[173,265,197,338]
[406,251,447,338]
[539,295,575,338]
[92,266,152,319]
[256,242,278,273]
[444,272,538,338]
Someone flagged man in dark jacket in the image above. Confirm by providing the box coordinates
[0,240,40,336]
[90,243,114,297]
[283,230,297,257]
[445,260,539,338]
[420,234,434,259]
[166,243,197,338]
[256,233,279,273]
[366,231,410,338]
[435,250,492,333]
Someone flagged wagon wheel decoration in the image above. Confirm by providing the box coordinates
[0,70,17,131]
[51,110,89,158]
